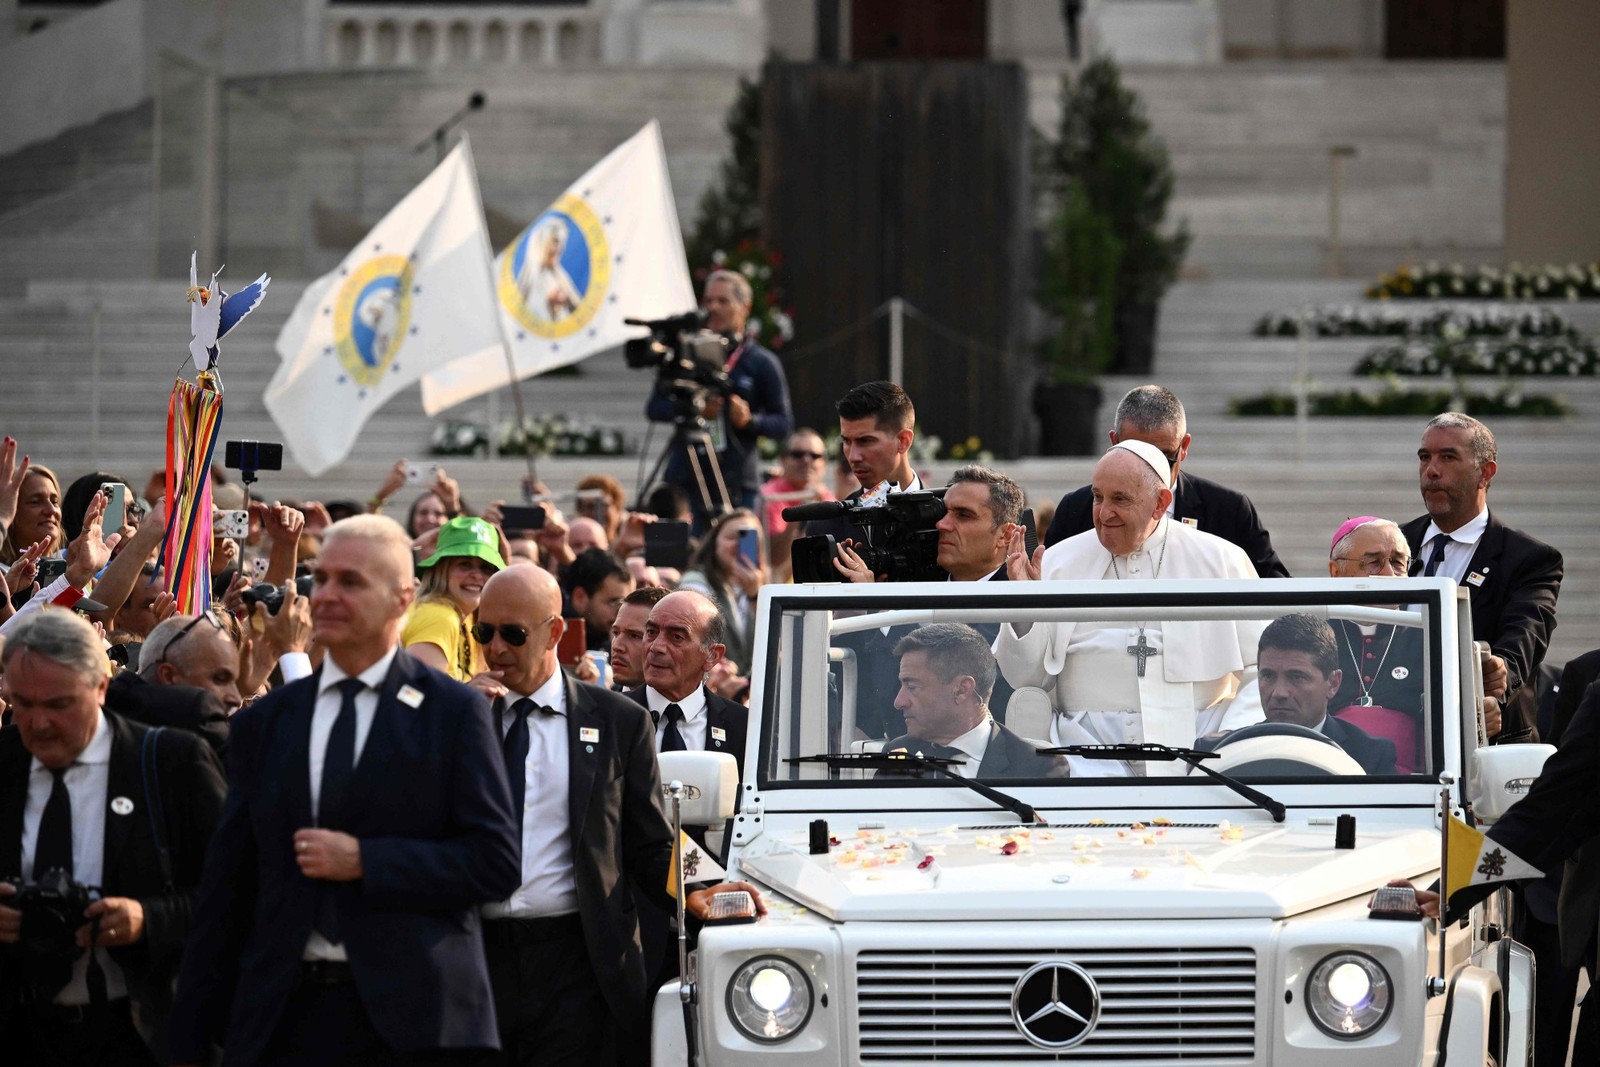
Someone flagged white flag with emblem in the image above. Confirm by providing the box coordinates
[667,830,727,899]
[420,120,695,414]
[266,137,504,476]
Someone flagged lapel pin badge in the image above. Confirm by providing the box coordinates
[397,684,425,708]
[1466,572,1486,587]
[1181,517,1198,527]
[580,727,599,744]
[1391,666,1409,680]
[711,727,727,744]
[110,796,134,816]
[585,745,595,753]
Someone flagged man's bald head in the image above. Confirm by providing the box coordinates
[567,516,609,555]
[476,564,565,695]
[643,590,726,701]
[1090,447,1172,558]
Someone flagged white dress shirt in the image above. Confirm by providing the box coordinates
[484,671,577,919]
[939,716,993,778]
[1419,507,1489,583]
[21,710,128,1003]
[302,645,398,961]
[648,685,709,752]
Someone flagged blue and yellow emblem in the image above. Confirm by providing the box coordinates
[499,194,610,339]
[334,256,415,388]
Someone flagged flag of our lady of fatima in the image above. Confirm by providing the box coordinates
[1443,812,1540,910]
[164,254,270,613]
[419,120,695,414]
[267,137,503,476]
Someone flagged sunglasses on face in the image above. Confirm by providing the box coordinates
[471,615,556,648]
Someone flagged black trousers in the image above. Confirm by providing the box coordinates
[260,969,481,1067]
[0,997,156,1067]
[481,914,619,1067]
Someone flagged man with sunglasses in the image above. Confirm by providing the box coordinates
[471,567,761,1065]
[170,515,520,1067]
[761,428,833,583]
[1043,385,1289,579]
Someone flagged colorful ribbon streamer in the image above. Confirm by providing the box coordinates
[161,375,224,613]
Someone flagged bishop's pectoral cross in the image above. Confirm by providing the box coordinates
[1126,632,1159,677]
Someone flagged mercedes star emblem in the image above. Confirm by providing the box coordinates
[1010,960,1101,1049]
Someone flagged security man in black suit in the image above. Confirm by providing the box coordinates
[169,516,522,1067]
[634,590,749,774]
[471,567,762,1066]
[0,610,227,1066]
[1401,413,1562,743]
[1256,614,1397,775]
[1414,678,1600,1062]
[1043,385,1289,579]
[880,624,1067,779]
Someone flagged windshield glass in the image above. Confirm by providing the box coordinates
[758,584,1448,787]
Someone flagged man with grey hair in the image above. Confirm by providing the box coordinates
[646,268,793,529]
[1401,412,1561,743]
[882,624,1067,779]
[137,612,244,716]
[999,441,1265,774]
[1044,384,1288,578]
[0,609,226,1064]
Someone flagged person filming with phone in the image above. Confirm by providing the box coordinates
[677,510,767,676]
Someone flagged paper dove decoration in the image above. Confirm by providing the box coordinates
[186,251,270,372]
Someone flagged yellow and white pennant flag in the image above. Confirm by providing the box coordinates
[1444,813,1540,905]
[667,830,726,900]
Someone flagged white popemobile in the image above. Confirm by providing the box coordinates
[652,577,1553,1067]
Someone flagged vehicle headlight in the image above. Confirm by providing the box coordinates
[727,956,814,1043]
[1305,952,1392,1039]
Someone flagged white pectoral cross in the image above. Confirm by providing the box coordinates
[1127,632,1159,677]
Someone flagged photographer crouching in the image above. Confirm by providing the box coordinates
[0,610,227,1066]
[642,269,793,532]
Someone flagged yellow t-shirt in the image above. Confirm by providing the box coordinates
[402,598,480,682]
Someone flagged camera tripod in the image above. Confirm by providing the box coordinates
[638,412,735,522]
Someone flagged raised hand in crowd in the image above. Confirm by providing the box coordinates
[0,434,31,537]
[533,501,575,569]
[707,656,748,701]
[1004,525,1043,582]
[614,509,656,560]
[431,466,462,517]
[220,570,253,618]
[84,495,169,626]
[4,537,48,597]
[254,499,305,584]
[253,578,313,660]
[210,529,239,578]
[369,458,410,514]
[65,491,118,589]
[301,499,333,534]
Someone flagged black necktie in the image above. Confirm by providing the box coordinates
[501,698,535,826]
[661,703,688,752]
[1422,536,1448,578]
[34,767,73,881]
[315,678,363,942]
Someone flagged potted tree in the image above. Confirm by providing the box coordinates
[1040,57,1188,375]
[1034,178,1119,455]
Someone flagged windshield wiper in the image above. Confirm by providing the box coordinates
[786,752,1046,825]
[1039,743,1287,823]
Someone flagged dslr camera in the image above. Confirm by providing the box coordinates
[5,868,100,957]
[785,489,948,583]
[623,309,730,419]
[240,576,315,615]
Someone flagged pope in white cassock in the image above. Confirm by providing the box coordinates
[994,440,1265,775]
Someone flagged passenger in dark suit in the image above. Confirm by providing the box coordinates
[168,516,522,1067]
[636,591,749,773]
[0,610,227,1066]
[1257,614,1396,775]
[1402,413,1562,742]
[879,624,1068,780]
[472,567,762,1066]
[1043,386,1288,579]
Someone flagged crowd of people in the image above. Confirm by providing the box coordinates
[0,265,1593,1064]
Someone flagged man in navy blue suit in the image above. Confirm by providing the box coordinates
[168,516,521,1066]
[1257,614,1397,775]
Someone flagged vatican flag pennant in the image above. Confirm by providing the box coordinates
[1443,813,1539,907]
[667,830,727,900]
[420,120,695,414]
[266,137,504,475]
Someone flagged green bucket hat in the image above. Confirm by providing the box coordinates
[417,515,507,572]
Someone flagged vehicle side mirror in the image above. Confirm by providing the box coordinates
[1467,744,1555,823]
[658,751,739,825]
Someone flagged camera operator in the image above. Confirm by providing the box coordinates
[0,610,227,1066]
[804,381,923,548]
[645,269,793,530]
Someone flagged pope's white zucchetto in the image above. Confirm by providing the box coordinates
[1108,439,1172,486]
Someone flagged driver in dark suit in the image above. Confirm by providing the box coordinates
[1256,614,1396,775]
